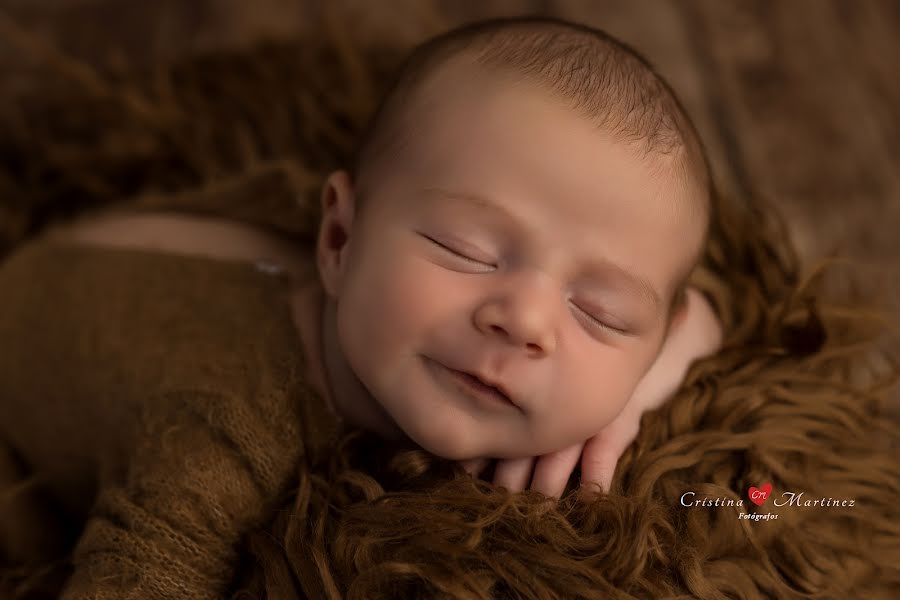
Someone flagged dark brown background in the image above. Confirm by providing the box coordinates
[2,0,899,408]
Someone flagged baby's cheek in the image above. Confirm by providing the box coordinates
[349,267,412,349]
[384,259,473,331]
[346,256,443,353]
[382,263,436,320]
[559,358,640,437]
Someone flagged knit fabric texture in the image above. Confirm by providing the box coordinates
[0,232,343,598]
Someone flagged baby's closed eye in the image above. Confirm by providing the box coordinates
[420,233,630,335]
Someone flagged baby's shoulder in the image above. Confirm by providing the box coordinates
[39,207,316,281]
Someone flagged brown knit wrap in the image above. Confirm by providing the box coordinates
[1,6,898,600]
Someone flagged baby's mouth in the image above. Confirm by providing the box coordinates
[460,371,509,399]
[448,367,517,408]
[423,355,521,411]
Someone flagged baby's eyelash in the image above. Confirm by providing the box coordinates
[424,235,491,266]
[572,303,628,335]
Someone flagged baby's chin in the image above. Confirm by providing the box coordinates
[383,403,487,462]
[390,410,545,463]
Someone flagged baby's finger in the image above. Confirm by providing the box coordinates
[529,442,584,500]
[493,456,535,493]
[578,433,622,497]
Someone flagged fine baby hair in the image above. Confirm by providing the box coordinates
[349,15,712,325]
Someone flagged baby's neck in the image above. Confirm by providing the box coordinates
[290,281,409,442]
[322,297,411,442]
[288,280,339,417]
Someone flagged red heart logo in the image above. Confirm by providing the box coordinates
[748,483,773,506]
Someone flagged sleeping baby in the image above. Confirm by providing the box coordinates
[314,21,723,498]
[0,15,723,599]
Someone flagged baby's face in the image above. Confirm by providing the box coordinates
[318,60,704,461]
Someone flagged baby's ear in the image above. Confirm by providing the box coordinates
[317,170,357,297]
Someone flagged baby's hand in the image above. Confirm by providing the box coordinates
[458,433,614,502]
[458,287,724,501]
[458,441,586,501]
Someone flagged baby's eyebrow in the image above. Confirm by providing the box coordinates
[420,186,663,314]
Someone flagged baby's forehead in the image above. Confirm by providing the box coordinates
[391,64,706,229]
[417,72,677,170]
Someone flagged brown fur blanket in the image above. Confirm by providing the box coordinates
[1,7,898,599]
